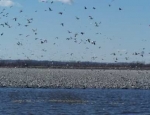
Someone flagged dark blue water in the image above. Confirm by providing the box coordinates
[0,88,150,115]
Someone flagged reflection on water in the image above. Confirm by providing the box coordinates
[0,88,150,115]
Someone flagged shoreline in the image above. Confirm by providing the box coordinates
[0,66,150,70]
[0,68,150,89]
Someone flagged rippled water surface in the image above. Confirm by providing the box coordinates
[0,88,150,115]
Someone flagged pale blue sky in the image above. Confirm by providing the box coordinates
[0,0,150,63]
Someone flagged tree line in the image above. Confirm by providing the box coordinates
[0,60,149,69]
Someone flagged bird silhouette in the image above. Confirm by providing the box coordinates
[93,7,96,9]
[61,23,64,26]
[49,7,52,11]
[13,17,17,21]
[1,33,3,36]
[59,12,63,15]
[81,32,84,35]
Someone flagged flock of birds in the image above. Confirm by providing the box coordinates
[0,0,148,62]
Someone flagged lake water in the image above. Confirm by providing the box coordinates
[0,88,150,115]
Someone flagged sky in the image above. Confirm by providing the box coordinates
[0,0,150,63]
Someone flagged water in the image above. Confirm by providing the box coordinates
[0,88,150,115]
